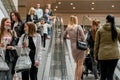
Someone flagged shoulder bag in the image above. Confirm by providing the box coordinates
[15,48,31,72]
[15,34,31,72]
[76,27,87,51]
[0,48,9,71]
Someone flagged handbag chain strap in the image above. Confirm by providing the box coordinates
[76,26,79,41]
[76,26,84,42]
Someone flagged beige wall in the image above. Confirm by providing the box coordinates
[54,13,120,25]
[18,0,120,25]
[18,0,56,20]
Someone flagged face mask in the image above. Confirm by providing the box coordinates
[4,26,11,30]
[25,31,28,35]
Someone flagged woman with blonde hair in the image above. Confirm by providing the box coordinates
[64,15,85,80]
[26,7,38,24]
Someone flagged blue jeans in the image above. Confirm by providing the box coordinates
[5,62,13,80]
[0,62,13,80]
[0,71,5,80]
[48,27,51,36]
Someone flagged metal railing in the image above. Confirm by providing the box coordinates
[114,60,120,80]
[49,17,67,80]
[42,17,67,80]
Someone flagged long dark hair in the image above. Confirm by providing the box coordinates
[10,11,22,22]
[10,11,22,29]
[106,14,117,41]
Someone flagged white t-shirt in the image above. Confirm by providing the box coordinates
[13,22,18,31]
[42,23,51,34]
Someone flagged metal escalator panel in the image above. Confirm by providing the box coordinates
[1,0,16,14]
[49,17,67,80]
[0,0,9,18]
[0,9,5,22]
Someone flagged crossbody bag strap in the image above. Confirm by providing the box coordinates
[77,25,85,42]
[22,34,28,46]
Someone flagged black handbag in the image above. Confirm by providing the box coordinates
[5,36,19,62]
[76,27,87,50]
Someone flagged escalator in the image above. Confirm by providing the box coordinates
[42,17,68,80]
[1,0,16,14]
[0,0,16,21]
[49,17,67,80]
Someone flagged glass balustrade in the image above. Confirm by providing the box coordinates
[1,0,16,14]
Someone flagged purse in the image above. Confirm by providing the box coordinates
[15,48,31,72]
[0,48,9,71]
[76,27,87,51]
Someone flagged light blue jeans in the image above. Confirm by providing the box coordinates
[0,71,5,80]
[5,62,13,80]
[0,62,13,80]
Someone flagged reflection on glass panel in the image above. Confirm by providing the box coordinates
[0,9,5,24]
[49,18,67,80]
[1,0,16,14]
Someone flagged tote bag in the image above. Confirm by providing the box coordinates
[15,48,31,72]
[0,48,9,71]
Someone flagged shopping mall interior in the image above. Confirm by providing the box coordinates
[0,0,120,80]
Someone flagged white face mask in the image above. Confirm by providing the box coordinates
[25,31,28,34]
[4,26,11,30]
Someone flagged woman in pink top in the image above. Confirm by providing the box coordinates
[64,15,85,80]
[0,18,17,80]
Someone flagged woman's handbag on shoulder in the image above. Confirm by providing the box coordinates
[76,27,87,51]
[0,48,9,71]
[15,48,31,72]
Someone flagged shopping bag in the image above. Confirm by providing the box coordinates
[13,72,20,80]
[15,48,31,72]
[0,48,9,71]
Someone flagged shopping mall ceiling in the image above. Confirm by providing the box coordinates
[51,0,120,13]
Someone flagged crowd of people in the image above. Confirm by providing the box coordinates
[0,2,119,80]
[0,3,53,80]
[64,14,120,80]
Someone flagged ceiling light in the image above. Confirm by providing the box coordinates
[58,2,61,4]
[91,8,94,10]
[70,3,73,5]
[92,2,95,5]
[112,5,115,8]
[54,9,57,11]
[55,6,58,8]
[73,7,76,9]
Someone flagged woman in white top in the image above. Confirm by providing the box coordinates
[17,22,42,80]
